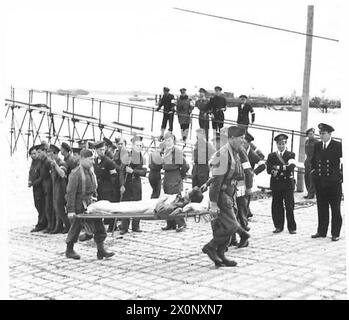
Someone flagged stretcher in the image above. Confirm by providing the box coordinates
[76,199,211,234]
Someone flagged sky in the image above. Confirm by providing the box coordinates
[0,0,348,299]
[0,0,344,99]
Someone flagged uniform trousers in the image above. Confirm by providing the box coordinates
[207,192,240,251]
[236,196,249,231]
[42,183,54,230]
[53,196,70,229]
[161,112,174,131]
[315,184,342,237]
[33,188,46,228]
[149,171,161,199]
[66,216,107,244]
[304,160,315,196]
[271,189,296,231]
[163,171,186,229]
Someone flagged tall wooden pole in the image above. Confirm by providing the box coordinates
[297,5,314,192]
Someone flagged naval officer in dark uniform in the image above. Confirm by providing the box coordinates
[202,126,250,267]
[93,140,118,201]
[207,86,226,147]
[119,135,147,234]
[156,87,176,140]
[237,95,255,128]
[93,140,118,233]
[195,88,210,139]
[311,123,343,241]
[266,134,297,234]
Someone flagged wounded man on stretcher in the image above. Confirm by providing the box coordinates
[85,187,208,220]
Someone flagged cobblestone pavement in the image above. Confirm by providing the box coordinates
[8,193,347,300]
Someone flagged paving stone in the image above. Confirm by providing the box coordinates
[7,194,346,300]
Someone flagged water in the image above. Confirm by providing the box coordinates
[4,88,342,190]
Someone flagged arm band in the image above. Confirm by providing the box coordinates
[242,162,251,170]
[288,159,296,165]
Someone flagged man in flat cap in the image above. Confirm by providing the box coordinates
[176,88,193,143]
[207,86,227,147]
[266,134,297,234]
[304,128,318,199]
[237,95,255,128]
[72,147,82,157]
[36,143,54,233]
[28,145,47,232]
[61,142,79,179]
[65,149,114,260]
[103,137,116,159]
[47,145,71,233]
[93,141,119,232]
[195,88,210,140]
[311,123,342,241]
[156,87,176,140]
[201,125,250,267]
[119,135,147,234]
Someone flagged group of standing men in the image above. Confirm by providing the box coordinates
[265,123,343,242]
[156,86,256,144]
[28,112,343,265]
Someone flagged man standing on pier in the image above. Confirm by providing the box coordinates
[176,88,193,143]
[37,143,54,233]
[195,88,210,140]
[202,126,250,267]
[28,145,46,232]
[266,134,297,234]
[94,141,118,234]
[208,86,226,148]
[156,87,176,140]
[311,123,342,241]
[237,95,255,129]
[65,149,114,260]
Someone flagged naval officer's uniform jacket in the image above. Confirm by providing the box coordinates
[266,150,297,231]
[311,139,342,237]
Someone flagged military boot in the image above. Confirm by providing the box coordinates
[217,246,237,267]
[237,227,250,248]
[65,242,80,260]
[202,244,223,267]
[96,242,115,260]
[228,234,238,247]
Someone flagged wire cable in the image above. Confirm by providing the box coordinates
[173,7,339,42]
